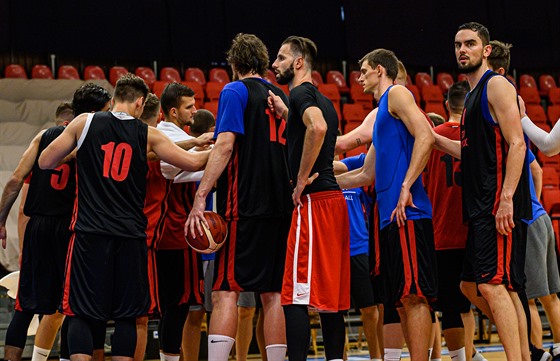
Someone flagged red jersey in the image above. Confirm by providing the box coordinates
[424,122,468,250]
[144,160,172,249]
[157,182,197,250]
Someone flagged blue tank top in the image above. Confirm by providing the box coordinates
[372,86,432,229]
[522,147,546,225]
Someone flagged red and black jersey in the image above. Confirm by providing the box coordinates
[25,126,76,217]
[287,82,339,195]
[144,160,172,249]
[425,122,468,250]
[217,78,293,220]
[71,112,148,238]
[157,182,197,250]
[461,70,531,222]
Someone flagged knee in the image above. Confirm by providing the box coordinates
[238,306,256,320]
[360,305,379,319]
[401,294,428,308]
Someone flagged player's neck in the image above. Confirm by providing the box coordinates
[374,78,394,101]
[448,114,461,123]
[237,73,261,80]
[290,70,312,90]
[111,103,135,117]
[464,63,489,91]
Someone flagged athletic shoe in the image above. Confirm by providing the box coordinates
[531,347,552,361]
[472,350,488,361]
[550,346,560,360]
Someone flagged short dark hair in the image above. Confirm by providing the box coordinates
[359,49,398,80]
[140,93,160,121]
[55,102,74,119]
[488,40,512,74]
[114,73,149,104]
[457,22,490,46]
[226,33,269,77]
[281,36,318,69]
[447,81,470,114]
[72,83,111,114]
[160,82,195,116]
[190,109,215,137]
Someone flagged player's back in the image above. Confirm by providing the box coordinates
[72,111,148,238]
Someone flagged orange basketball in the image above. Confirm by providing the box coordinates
[186,211,227,254]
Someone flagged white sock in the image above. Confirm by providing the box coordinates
[161,354,179,361]
[372,359,383,361]
[431,359,442,361]
[552,343,560,356]
[60,359,70,361]
[32,346,50,361]
[472,350,487,361]
[384,348,402,361]
[208,335,235,361]
[448,347,466,361]
[266,344,287,361]
[428,347,433,359]
[328,359,343,361]
[159,351,165,361]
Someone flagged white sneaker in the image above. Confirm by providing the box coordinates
[472,350,488,361]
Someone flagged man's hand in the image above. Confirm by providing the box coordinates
[495,198,515,235]
[0,225,6,249]
[390,185,417,227]
[292,173,319,207]
[194,132,215,147]
[268,90,288,119]
[185,194,210,240]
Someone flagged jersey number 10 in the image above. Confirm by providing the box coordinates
[101,142,133,181]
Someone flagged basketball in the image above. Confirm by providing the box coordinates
[186,211,228,254]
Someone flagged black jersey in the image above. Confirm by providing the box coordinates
[71,112,148,238]
[460,70,531,222]
[216,78,292,220]
[24,126,76,217]
[287,82,339,195]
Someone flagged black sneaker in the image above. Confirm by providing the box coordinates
[550,346,560,361]
[531,347,552,361]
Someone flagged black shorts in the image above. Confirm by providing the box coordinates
[61,232,149,321]
[214,217,290,292]
[16,215,72,314]
[433,249,471,314]
[350,254,376,309]
[379,219,438,307]
[156,248,204,311]
[463,216,527,291]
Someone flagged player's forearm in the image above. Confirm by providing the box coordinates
[522,116,560,156]
[501,140,526,202]
[433,132,461,159]
[297,127,325,185]
[195,145,231,200]
[336,167,374,190]
[335,126,371,155]
[402,133,434,189]
[175,138,199,152]
[0,176,24,226]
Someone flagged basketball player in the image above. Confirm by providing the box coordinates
[38,74,208,361]
[434,22,532,360]
[185,33,292,361]
[268,35,350,361]
[0,84,111,361]
[334,48,436,361]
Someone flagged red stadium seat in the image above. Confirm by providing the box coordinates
[350,84,374,112]
[311,70,323,87]
[421,85,444,103]
[205,82,225,102]
[526,104,548,125]
[424,102,447,120]
[84,65,106,80]
[349,70,361,87]
[406,74,413,86]
[152,81,170,98]
[342,103,366,123]
[209,68,230,83]
[406,84,421,106]
[457,74,468,82]
[318,83,341,121]
[519,74,537,89]
[135,67,156,90]
[326,70,349,94]
[202,101,219,117]
[549,88,560,105]
[109,66,128,86]
[185,67,206,88]
[160,67,181,83]
[542,166,560,189]
[5,64,27,79]
[415,72,433,92]
[31,65,53,79]
[539,74,557,97]
[542,189,560,213]
[181,81,205,106]
[520,87,541,105]
[436,72,454,94]
[547,105,560,125]
[58,65,80,80]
